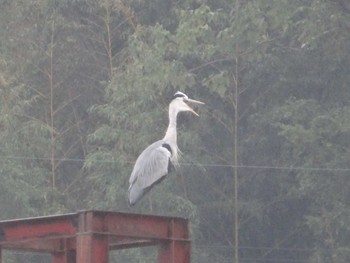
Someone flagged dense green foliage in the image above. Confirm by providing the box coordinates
[1,0,350,262]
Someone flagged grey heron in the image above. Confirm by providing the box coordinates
[128,91,204,206]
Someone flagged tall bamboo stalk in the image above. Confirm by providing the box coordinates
[233,1,240,262]
[49,20,56,190]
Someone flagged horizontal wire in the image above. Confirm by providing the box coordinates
[0,154,349,172]
[194,244,350,252]
[240,258,309,263]
[182,163,350,172]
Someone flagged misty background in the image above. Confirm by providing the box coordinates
[0,0,350,262]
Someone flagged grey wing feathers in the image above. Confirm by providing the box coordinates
[128,140,171,206]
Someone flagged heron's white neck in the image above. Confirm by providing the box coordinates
[162,104,178,146]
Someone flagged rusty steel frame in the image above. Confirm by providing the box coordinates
[0,210,190,263]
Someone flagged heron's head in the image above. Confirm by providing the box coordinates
[171,91,204,116]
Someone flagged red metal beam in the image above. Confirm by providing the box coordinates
[0,210,191,263]
[109,238,157,250]
[0,238,63,252]
[0,214,77,244]
[85,211,189,241]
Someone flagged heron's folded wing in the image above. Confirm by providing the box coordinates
[129,142,171,189]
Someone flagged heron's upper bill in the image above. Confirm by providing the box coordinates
[185,98,205,105]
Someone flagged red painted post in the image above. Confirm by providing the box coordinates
[157,218,190,263]
[158,241,190,263]
[76,212,109,263]
[76,234,109,263]
[52,251,75,263]
[52,252,65,263]
[91,234,109,263]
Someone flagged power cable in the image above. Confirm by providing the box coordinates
[0,154,349,172]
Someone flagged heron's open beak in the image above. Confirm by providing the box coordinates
[186,98,205,116]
